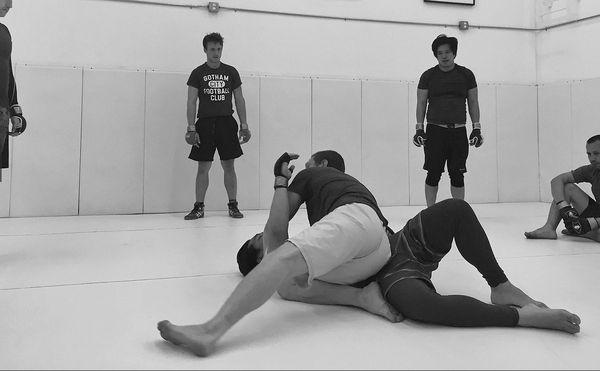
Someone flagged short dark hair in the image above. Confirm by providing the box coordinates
[237,236,261,276]
[431,34,458,57]
[312,150,345,172]
[586,135,600,145]
[203,32,224,49]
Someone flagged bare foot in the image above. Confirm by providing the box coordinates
[517,304,581,334]
[157,320,218,357]
[524,227,557,240]
[491,281,547,308]
[359,282,404,323]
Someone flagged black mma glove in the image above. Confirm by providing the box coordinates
[469,129,483,147]
[566,217,600,235]
[185,130,200,146]
[413,129,426,147]
[557,200,579,222]
[273,152,299,189]
[8,104,27,136]
[273,152,293,178]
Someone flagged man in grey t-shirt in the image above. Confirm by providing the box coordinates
[525,134,600,242]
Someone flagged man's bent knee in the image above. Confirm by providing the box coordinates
[449,171,464,188]
[426,172,442,187]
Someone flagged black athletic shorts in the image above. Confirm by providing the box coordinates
[423,124,468,174]
[188,115,243,162]
[580,196,600,218]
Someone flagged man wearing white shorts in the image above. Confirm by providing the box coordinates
[157,150,398,357]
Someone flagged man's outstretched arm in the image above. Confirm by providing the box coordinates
[263,153,303,252]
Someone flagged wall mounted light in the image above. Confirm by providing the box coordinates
[208,2,220,13]
[458,20,469,30]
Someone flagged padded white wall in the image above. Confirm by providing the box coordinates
[538,83,572,202]
[466,84,499,204]
[143,71,194,213]
[258,77,311,209]
[4,66,587,217]
[497,85,539,202]
[312,79,362,179]
[10,66,82,217]
[79,69,145,215]
[361,80,409,206]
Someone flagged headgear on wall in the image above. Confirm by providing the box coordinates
[431,34,458,57]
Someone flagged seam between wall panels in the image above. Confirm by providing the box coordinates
[310,78,314,157]
[360,80,363,182]
[142,70,147,214]
[77,67,85,215]
[257,77,261,210]
[407,83,411,206]
[495,86,499,203]
[535,85,541,202]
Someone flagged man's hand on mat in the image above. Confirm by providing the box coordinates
[359,282,404,323]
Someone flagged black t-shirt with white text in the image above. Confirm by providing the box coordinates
[187,62,242,118]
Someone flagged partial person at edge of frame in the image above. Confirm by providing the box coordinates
[525,134,600,242]
[0,0,27,183]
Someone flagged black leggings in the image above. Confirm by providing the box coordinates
[387,199,519,327]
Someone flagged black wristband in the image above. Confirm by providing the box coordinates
[274,184,288,190]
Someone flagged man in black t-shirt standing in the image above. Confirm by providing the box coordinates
[183,32,251,220]
[413,34,483,207]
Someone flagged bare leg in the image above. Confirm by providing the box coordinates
[525,184,591,239]
[221,159,237,201]
[450,185,464,200]
[425,184,438,207]
[157,242,307,357]
[195,161,211,203]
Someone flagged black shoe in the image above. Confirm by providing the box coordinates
[184,202,204,220]
[228,201,244,219]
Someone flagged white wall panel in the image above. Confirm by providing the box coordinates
[465,84,499,204]
[258,77,311,209]
[571,79,600,166]
[10,66,82,217]
[497,85,539,202]
[570,79,600,197]
[361,80,409,206]
[79,69,145,215]
[408,83,452,206]
[538,83,572,202]
[143,71,195,213]
[312,79,362,179]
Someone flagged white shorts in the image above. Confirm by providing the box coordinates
[288,203,391,287]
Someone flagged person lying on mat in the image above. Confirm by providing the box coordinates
[157,151,580,357]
